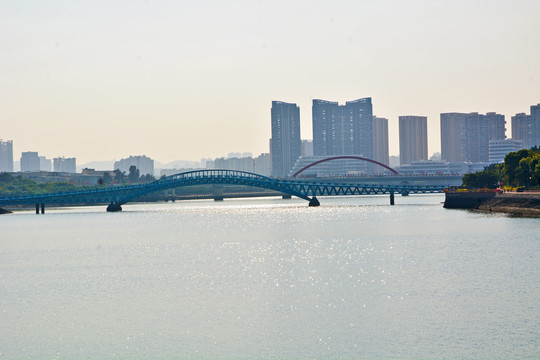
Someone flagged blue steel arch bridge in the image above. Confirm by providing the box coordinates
[0,170,446,213]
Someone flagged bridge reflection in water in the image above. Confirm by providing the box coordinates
[0,170,447,213]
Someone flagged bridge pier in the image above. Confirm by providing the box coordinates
[308,196,320,207]
[36,203,45,214]
[106,203,122,212]
[390,193,395,205]
[213,185,224,201]
[282,194,292,199]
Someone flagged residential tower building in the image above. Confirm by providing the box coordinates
[0,140,14,172]
[270,101,301,177]
[399,116,427,165]
[373,116,389,166]
[512,104,540,149]
[53,157,76,173]
[312,98,373,160]
[114,155,154,176]
[21,152,40,172]
[441,112,506,163]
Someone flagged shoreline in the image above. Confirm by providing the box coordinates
[445,192,540,218]
[478,193,540,217]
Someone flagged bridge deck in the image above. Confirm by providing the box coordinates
[0,170,446,207]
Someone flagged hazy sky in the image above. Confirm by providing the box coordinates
[1,0,539,165]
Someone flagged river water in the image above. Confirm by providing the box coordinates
[1,195,538,359]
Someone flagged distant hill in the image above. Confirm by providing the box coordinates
[77,159,201,173]
[77,161,114,172]
[158,160,201,169]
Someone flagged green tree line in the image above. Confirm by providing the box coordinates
[462,146,540,188]
[0,173,78,197]
[0,166,157,197]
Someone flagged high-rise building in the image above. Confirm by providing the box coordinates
[270,101,301,177]
[114,155,154,176]
[312,98,373,160]
[399,116,428,165]
[21,151,40,172]
[39,156,52,172]
[441,112,506,163]
[254,153,271,176]
[301,140,314,157]
[373,116,389,166]
[53,157,76,173]
[512,104,540,149]
[0,140,14,172]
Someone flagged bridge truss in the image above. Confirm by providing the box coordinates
[0,170,446,210]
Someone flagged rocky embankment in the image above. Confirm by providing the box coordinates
[478,193,540,217]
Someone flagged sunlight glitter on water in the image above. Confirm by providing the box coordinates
[1,195,538,359]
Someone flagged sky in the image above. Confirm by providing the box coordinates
[1,0,539,165]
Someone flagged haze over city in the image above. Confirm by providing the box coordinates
[2,0,539,164]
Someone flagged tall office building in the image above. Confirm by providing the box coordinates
[21,151,40,172]
[441,112,506,163]
[270,101,301,177]
[489,139,524,164]
[312,98,373,159]
[372,116,389,166]
[54,157,77,173]
[399,116,428,165]
[512,103,540,149]
[0,140,14,172]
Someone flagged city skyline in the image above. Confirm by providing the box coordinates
[1,0,539,164]
[3,101,540,172]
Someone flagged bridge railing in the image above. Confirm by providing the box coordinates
[0,169,447,207]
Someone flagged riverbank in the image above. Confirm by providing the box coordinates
[478,192,540,217]
[444,191,540,217]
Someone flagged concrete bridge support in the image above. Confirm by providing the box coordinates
[106,203,122,212]
[213,185,224,201]
[36,203,45,214]
[308,196,320,207]
[390,193,395,205]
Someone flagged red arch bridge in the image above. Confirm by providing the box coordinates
[0,170,446,213]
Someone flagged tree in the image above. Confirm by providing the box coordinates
[140,173,156,183]
[462,164,501,189]
[113,169,125,182]
[128,165,140,183]
[102,171,112,184]
[531,153,540,185]
[502,149,532,186]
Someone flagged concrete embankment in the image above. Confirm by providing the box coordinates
[443,192,497,209]
[444,192,540,217]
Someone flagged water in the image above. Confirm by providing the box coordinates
[1,195,538,359]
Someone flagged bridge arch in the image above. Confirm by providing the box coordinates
[292,156,398,177]
[122,169,314,203]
